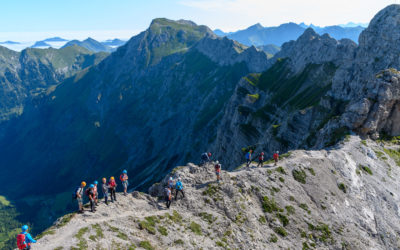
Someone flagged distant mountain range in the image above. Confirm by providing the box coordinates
[43,37,68,42]
[31,41,51,48]
[256,44,281,56]
[339,21,369,28]
[215,22,366,47]
[102,38,126,47]
[62,37,116,52]
[0,37,127,52]
[0,41,20,45]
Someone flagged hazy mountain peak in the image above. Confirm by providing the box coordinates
[299,27,318,39]
[43,37,68,42]
[248,23,263,30]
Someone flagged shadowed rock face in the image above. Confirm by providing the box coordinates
[0,45,108,122]
[35,136,400,249]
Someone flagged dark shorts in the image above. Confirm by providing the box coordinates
[216,172,220,176]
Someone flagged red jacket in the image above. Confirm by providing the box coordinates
[273,153,279,160]
[109,180,116,188]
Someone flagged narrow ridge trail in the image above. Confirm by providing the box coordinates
[36,136,400,249]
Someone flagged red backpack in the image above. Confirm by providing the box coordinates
[17,233,27,249]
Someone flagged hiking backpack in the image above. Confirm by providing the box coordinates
[165,188,171,200]
[16,233,27,250]
[72,186,80,199]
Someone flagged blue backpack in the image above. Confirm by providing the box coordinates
[72,186,80,199]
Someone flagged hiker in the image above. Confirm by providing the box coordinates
[17,225,36,250]
[168,177,175,190]
[201,152,212,166]
[273,151,279,166]
[215,161,222,182]
[120,170,129,196]
[109,176,117,202]
[93,181,99,206]
[175,177,185,200]
[257,152,265,167]
[245,150,253,167]
[74,181,86,213]
[165,187,172,209]
[102,178,109,205]
[86,184,96,212]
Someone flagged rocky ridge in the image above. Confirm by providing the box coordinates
[211,4,400,167]
[35,136,400,249]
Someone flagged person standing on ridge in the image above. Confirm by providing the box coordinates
[273,151,280,166]
[245,150,253,167]
[74,181,86,214]
[201,152,212,166]
[93,181,99,206]
[257,152,265,167]
[86,184,96,212]
[109,177,117,202]
[168,177,175,190]
[165,186,172,209]
[17,225,36,250]
[175,177,185,200]
[102,178,109,205]
[120,170,129,196]
[215,161,222,182]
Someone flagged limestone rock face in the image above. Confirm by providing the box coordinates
[274,28,357,73]
[195,36,269,72]
[211,5,400,167]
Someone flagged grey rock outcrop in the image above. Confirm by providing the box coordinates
[195,36,269,72]
[326,5,400,138]
[273,28,357,73]
[35,136,400,249]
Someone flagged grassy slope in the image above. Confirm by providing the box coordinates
[0,196,21,250]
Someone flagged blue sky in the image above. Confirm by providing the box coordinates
[0,0,395,41]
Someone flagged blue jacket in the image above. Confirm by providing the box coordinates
[22,231,36,244]
[175,181,183,190]
[246,152,251,160]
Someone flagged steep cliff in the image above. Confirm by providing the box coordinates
[0,45,108,122]
[211,5,400,168]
